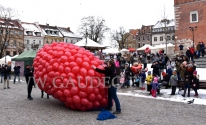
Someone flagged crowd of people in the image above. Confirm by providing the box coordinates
[0,64,35,100]
[109,48,202,98]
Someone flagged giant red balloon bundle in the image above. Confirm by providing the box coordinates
[33,42,108,111]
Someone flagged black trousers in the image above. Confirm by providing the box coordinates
[147,84,152,94]
[27,78,34,98]
[171,86,176,95]
[193,86,198,95]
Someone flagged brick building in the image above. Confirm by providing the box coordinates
[124,29,139,49]
[174,0,206,51]
[136,25,153,48]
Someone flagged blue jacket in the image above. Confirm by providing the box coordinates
[151,82,159,90]
[166,68,172,78]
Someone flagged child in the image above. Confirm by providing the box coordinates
[146,71,153,94]
[151,77,159,98]
[139,70,146,90]
[169,70,178,95]
[192,70,199,97]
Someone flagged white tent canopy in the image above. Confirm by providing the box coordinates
[75,38,105,48]
[103,48,119,54]
[120,49,129,52]
[136,44,155,50]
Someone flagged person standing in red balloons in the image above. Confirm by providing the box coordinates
[92,60,121,114]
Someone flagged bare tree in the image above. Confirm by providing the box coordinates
[78,16,110,44]
[0,5,21,58]
[110,27,130,49]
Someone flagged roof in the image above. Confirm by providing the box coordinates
[129,29,139,36]
[75,38,105,48]
[11,50,37,61]
[21,22,43,36]
[58,27,82,38]
[153,19,175,29]
[0,18,23,30]
[39,24,63,37]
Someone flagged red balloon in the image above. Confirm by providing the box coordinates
[72,95,81,104]
[81,98,89,106]
[70,87,79,95]
[79,91,87,98]
[88,93,96,102]
[72,66,80,75]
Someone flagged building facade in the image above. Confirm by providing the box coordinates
[125,29,139,49]
[39,24,64,45]
[174,0,206,50]
[0,18,24,56]
[136,25,153,48]
[58,27,82,44]
[152,19,175,46]
[21,22,44,51]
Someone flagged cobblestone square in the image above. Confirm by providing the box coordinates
[0,76,206,125]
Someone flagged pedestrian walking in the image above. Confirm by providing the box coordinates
[24,65,34,100]
[13,64,21,84]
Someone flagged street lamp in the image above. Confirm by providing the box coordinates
[189,26,198,47]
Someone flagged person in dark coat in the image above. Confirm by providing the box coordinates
[186,47,192,60]
[92,60,121,114]
[24,65,35,100]
[182,65,194,97]
[122,63,132,88]
[1,64,5,83]
[151,61,160,76]
[192,70,199,97]
[162,72,171,89]
[13,64,21,84]
[3,65,10,89]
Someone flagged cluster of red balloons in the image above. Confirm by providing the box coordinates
[145,47,151,54]
[131,64,142,74]
[33,42,108,111]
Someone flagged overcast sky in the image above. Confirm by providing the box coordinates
[1,0,174,34]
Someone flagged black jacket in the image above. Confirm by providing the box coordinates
[192,75,199,89]
[14,66,21,74]
[184,69,193,84]
[95,66,117,85]
[3,67,9,79]
[24,68,34,84]
[124,67,131,80]
[151,63,160,76]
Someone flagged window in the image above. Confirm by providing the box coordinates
[160,36,163,41]
[190,11,198,23]
[147,36,150,40]
[154,37,157,41]
[138,37,140,41]
[172,35,175,40]
[71,40,73,44]
[33,40,35,44]
[13,40,16,46]
[167,36,171,40]
[39,40,41,45]
[143,36,145,40]
[13,51,17,55]
[66,39,68,43]
[6,51,10,55]
[19,31,23,35]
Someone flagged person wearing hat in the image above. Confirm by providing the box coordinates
[151,77,159,98]
[192,70,199,96]
[186,47,192,61]
[182,63,194,97]
[146,71,153,94]
[169,70,178,95]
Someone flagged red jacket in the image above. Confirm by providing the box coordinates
[189,47,195,54]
